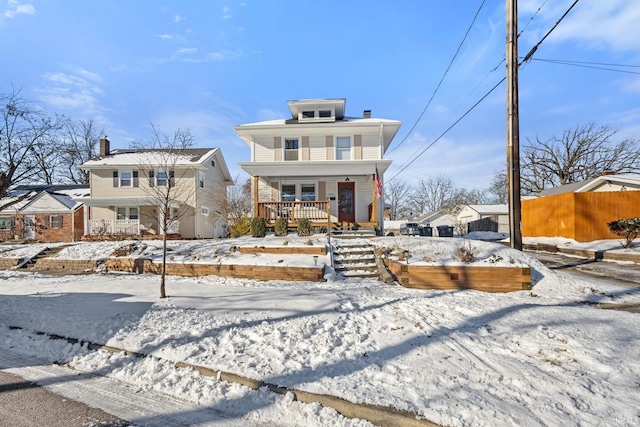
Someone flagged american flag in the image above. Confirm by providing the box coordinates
[375,165,382,199]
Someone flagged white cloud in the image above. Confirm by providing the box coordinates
[3,0,35,18]
[37,68,104,114]
[175,47,197,55]
[521,0,640,53]
[156,33,173,40]
[222,6,231,20]
[174,14,184,23]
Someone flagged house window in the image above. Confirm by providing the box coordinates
[0,216,13,230]
[281,184,296,202]
[120,171,133,187]
[116,207,138,220]
[336,137,351,160]
[201,206,210,216]
[157,171,168,186]
[49,215,63,229]
[319,110,332,118]
[129,207,139,220]
[284,139,299,161]
[116,207,127,220]
[199,171,205,189]
[302,111,314,118]
[301,184,315,201]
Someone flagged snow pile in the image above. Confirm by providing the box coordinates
[0,236,639,426]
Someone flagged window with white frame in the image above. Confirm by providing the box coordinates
[281,184,296,201]
[301,184,315,201]
[284,138,299,161]
[116,207,138,220]
[336,137,351,160]
[156,171,168,186]
[199,171,205,188]
[0,216,13,230]
[201,206,210,216]
[120,170,133,187]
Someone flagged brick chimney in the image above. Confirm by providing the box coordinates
[99,135,110,156]
[363,110,371,119]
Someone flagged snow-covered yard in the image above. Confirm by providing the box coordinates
[0,235,639,426]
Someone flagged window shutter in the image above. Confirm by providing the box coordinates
[148,171,154,187]
[112,171,118,187]
[169,170,175,187]
[133,171,139,187]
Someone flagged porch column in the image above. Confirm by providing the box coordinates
[371,174,377,222]
[83,206,89,236]
[253,175,259,217]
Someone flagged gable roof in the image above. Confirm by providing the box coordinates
[1,185,89,213]
[538,174,640,196]
[464,204,509,215]
[80,148,219,169]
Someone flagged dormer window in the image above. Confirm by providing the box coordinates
[298,108,335,122]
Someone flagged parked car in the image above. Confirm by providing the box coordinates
[399,222,421,236]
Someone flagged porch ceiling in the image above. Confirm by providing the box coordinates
[238,159,391,177]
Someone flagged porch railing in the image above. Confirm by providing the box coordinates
[88,219,140,235]
[257,201,330,223]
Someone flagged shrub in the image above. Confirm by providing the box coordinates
[274,217,288,236]
[454,241,477,263]
[608,217,640,248]
[297,218,312,237]
[250,216,267,238]
[229,215,251,238]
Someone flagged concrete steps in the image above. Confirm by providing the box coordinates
[332,242,379,279]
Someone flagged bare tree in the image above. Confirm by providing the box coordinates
[409,175,457,215]
[225,174,252,224]
[133,124,195,299]
[522,123,640,194]
[488,169,508,204]
[0,86,61,209]
[385,179,411,220]
[59,118,102,184]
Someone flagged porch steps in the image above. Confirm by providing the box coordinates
[330,225,377,239]
[332,242,379,279]
[19,245,73,269]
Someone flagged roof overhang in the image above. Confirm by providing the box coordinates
[238,160,392,177]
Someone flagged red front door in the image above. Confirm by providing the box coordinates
[338,181,355,223]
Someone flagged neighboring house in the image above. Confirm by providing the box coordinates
[456,204,509,234]
[415,210,456,228]
[77,137,233,239]
[523,173,640,242]
[234,98,401,234]
[0,185,89,242]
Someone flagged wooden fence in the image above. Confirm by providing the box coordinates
[522,191,640,242]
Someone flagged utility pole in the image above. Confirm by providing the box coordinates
[506,0,523,250]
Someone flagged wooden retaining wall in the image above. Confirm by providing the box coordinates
[0,258,23,269]
[105,258,324,282]
[238,246,326,255]
[384,259,531,293]
[32,258,98,271]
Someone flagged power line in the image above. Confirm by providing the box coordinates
[387,0,487,155]
[527,57,640,75]
[387,77,505,182]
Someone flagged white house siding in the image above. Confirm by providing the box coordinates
[21,193,69,213]
[361,134,381,160]
[193,153,229,238]
[354,177,373,222]
[309,136,326,161]
[254,137,275,162]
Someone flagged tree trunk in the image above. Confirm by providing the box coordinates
[160,232,167,298]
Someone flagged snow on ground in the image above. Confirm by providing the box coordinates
[1,235,639,426]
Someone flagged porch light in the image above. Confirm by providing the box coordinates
[345,177,350,182]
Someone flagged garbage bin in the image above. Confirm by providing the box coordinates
[419,226,432,236]
[436,225,454,237]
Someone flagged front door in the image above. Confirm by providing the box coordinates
[24,215,35,239]
[338,182,355,223]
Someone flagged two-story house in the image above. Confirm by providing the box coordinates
[78,137,233,239]
[234,98,401,234]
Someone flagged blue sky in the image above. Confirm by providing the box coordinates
[1,0,639,190]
